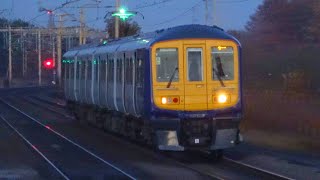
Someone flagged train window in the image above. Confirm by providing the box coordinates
[65,63,69,79]
[125,57,129,84]
[156,48,178,82]
[94,58,99,81]
[136,52,145,86]
[129,57,133,84]
[100,58,106,81]
[76,60,81,80]
[81,60,86,80]
[109,57,114,83]
[118,58,122,83]
[62,59,65,79]
[70,60,74,79]
[87,59,92,79]
[187,48,203,81]
[211,47,234,81]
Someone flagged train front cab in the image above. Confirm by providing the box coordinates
[151,39,242,152]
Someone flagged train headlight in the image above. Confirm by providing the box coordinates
[218,94,228,103]
[213,94,230,104]
[161,97,167,104]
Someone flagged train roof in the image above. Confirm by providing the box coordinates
[63,24,240,57]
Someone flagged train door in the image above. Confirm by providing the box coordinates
[98,55,108,108]
[74,57,80,101]
[92,55,100,105]
[69,59,75,101]
[86,56,92,104]
[183,42,208,111]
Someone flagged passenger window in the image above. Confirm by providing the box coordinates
[94,58,99,81]
[76,60,81,79]
[87,59,92,79]
[117,58,121,82]
[125,57,130,84]
[156,48,178,82]
[81,60,86,80]
[65,63,69,79]
[100,58,106,81]
[70,61,74,79]
[187,48,203,81]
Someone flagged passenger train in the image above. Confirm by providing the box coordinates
[63,24,242,158]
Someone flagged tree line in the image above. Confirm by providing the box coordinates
[230,0,320,91]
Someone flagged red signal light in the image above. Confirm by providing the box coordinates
[43,58,54,69]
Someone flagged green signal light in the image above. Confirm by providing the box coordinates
[119,8,126,14]
[112,7,136,20]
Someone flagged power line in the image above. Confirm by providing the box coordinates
[135,0,172,10]
[216,0,249,3]
[144,0,202,27]
[27,0,81,26]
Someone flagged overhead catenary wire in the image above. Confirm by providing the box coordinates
[217,0,249,3]
[144,0,203,27]
[135,0,173,10]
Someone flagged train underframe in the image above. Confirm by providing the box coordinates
[68,101,241,159]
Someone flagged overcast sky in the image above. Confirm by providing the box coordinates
[1,0,263,32]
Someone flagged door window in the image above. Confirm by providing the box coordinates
[187,48,203,81]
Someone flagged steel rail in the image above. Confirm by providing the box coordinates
[0,115,70,180]
[223,157,295,180]
[0,98,137,180]
[21,96,226,180]
[19,95,294,180]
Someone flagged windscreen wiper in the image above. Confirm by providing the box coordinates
[166,67,178,88]
[213,68,226,87]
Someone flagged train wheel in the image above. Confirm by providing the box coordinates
[103,113,112,132]
[209,150,223,161]
[72,104,80,120]
[86,108,95,125]
[95,110,106,129]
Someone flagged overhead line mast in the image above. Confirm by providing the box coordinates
[115,0,120,39]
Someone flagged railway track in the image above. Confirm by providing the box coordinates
[222,157,294,180]
[25,94,294,180]
[0,97,136,180]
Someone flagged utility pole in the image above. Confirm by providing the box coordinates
[57,14,67,86]
[8,26,12,87]
[79,8,86,45]
[21,27,26,77]
[52,36,56,67]
[25,50,28,77]
[52,35,56,84]
[38,30,41,85]
[115,0,120,39]
[205,0,208,25]
[212,0,216,26]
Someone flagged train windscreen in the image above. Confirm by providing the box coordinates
[211,46,235,81]
[156,48,179,82]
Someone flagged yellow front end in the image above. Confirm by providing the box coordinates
[152,39,240,111]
